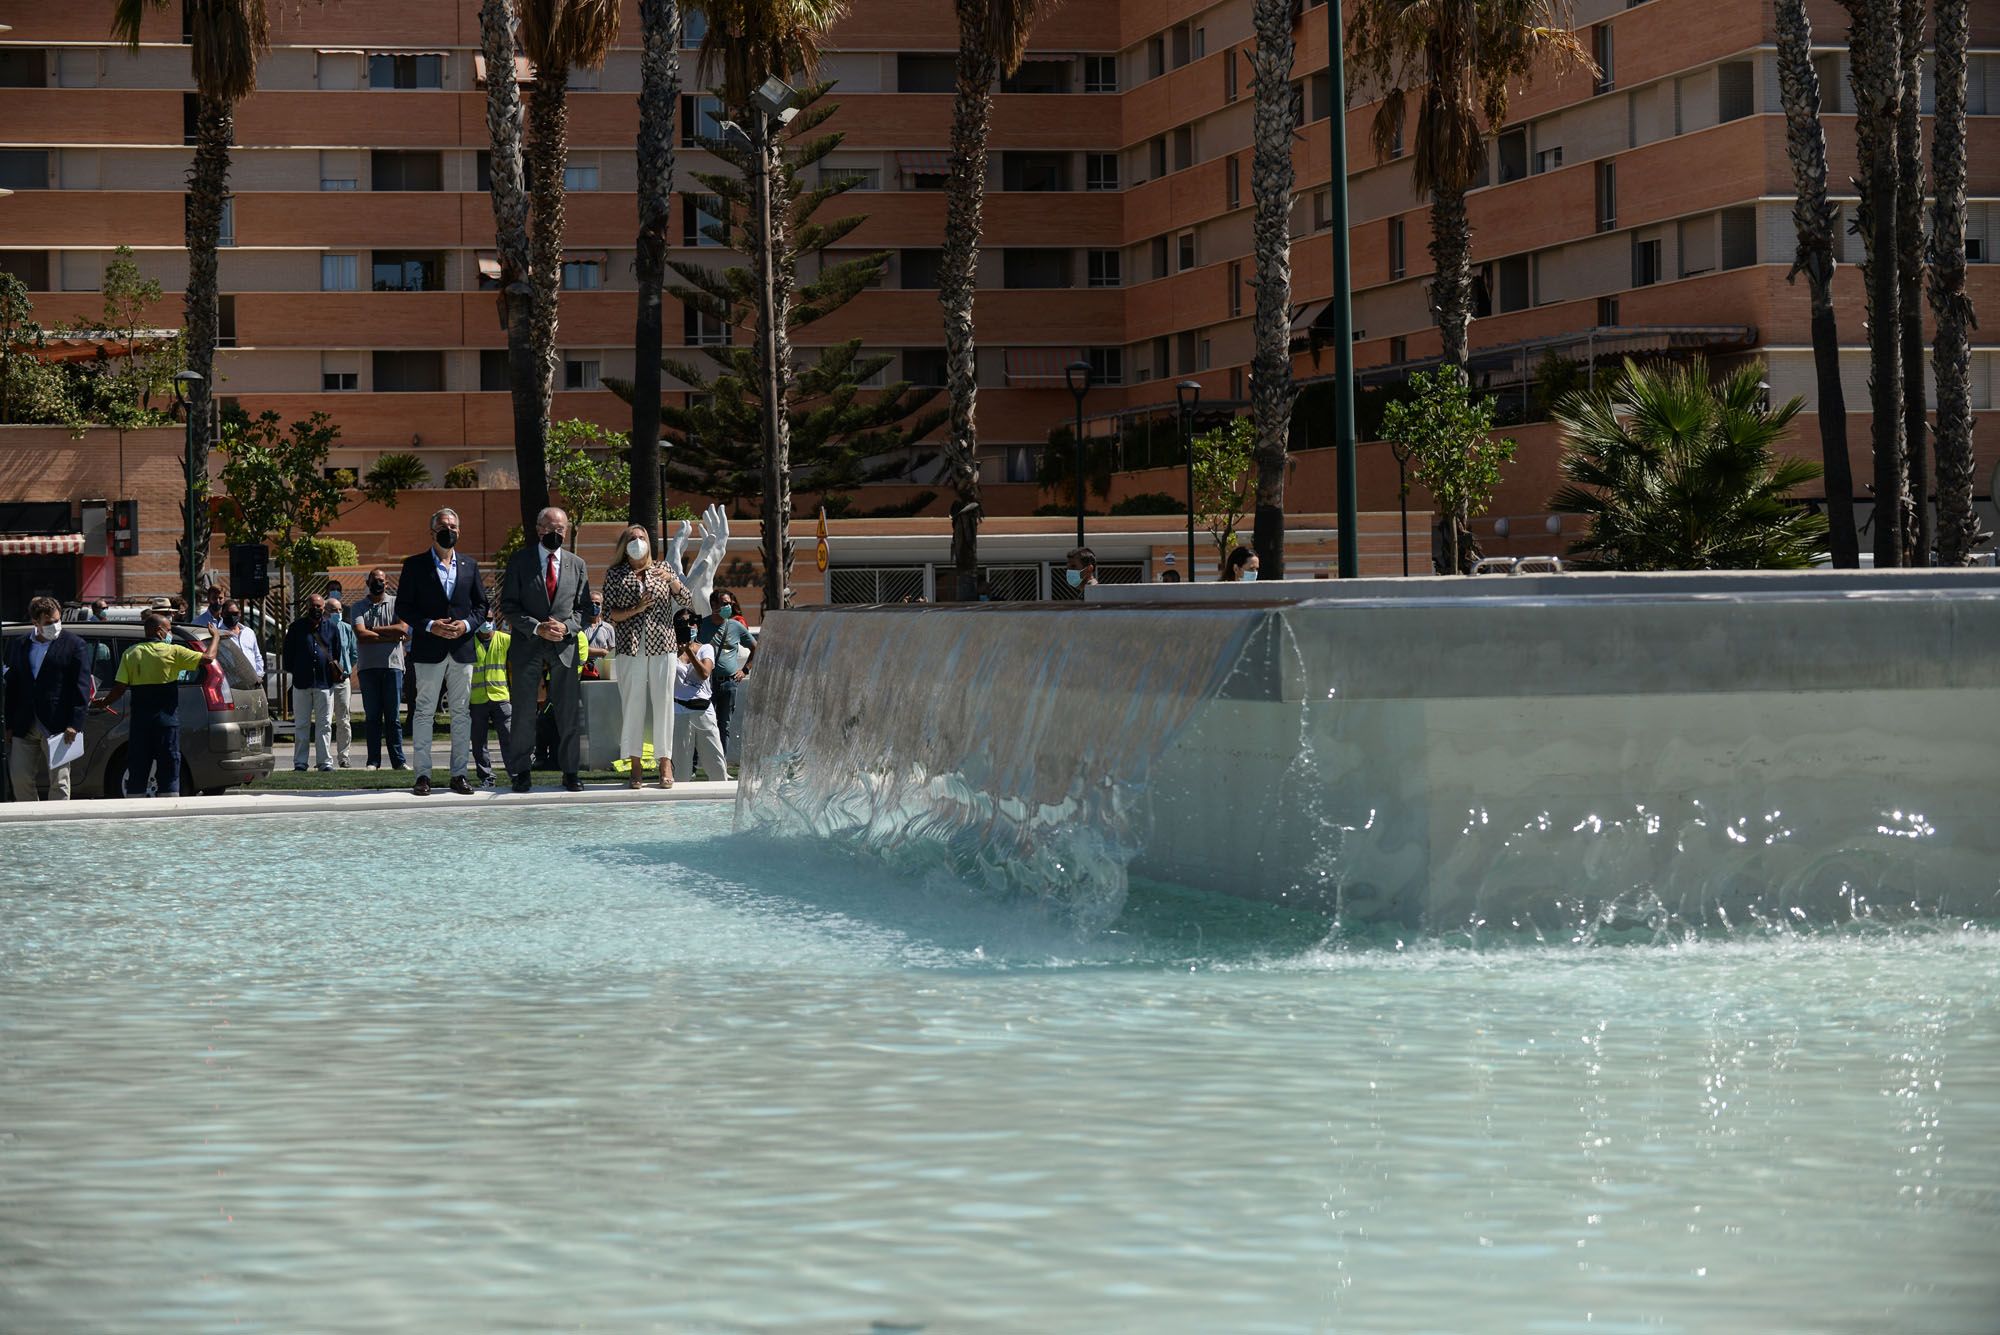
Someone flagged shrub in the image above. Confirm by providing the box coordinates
[1110,491,1185,516]
[443,462,480,489]
[290,537,358,574]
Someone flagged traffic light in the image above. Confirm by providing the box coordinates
[111,500,139,556]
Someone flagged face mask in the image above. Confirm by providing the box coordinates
[1065,569,1083,588]
[479,621,495,637]
[368,579,386,595]
[38,620,61,641]
[717,602,734,616]
[540,530,564,552]
[1241,569,1258,582]
[434,529,458,549]
[626,538,649,560]
[222,613,240,629]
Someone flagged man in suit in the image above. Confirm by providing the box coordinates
[500,505,592,792]
[4,596,94,801]
[396,506,488,795]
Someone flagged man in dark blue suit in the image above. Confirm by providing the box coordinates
[4,595,94,801]
[396,506,488,795]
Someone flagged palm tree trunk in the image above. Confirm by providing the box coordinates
[630,0,680,544]
[1896,0,1929,564]
[1775,0,1859,567]
[527,67,570,429]
[479,0,549,530]
[940,1,996,603]
[1927,0,1981,565]
[182,93,232,601]
[752,117,796,611]
[1246,0,1296,578]
[1429,182,1474,370]
[1846,0,1904,566]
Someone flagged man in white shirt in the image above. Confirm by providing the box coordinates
[216,599,264,680]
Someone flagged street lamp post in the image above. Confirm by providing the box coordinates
[656,436,672,540]
[1064,360,1091,550]
[172,369,204,615]
[1327,0,1360,577]
[1176,380,1201,580]
[1389,439,1412,576]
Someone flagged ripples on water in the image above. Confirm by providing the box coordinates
[4,805,1998,1333]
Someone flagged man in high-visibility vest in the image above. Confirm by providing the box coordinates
[469,616,512,787]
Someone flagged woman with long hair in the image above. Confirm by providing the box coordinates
[1221,546,1260,581]
[599,523,691,788]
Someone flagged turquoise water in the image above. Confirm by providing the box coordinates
[3,804,1997,1332]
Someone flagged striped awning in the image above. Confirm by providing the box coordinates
[1004,347,1085,384]
[0,533,85,556]
[473,53,536,86]
[895,151,951,175]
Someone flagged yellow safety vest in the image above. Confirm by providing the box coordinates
[471,630,511,703]
[576,630,590,677]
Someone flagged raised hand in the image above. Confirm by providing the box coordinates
[687,504,730,614]
[664,519,694,579]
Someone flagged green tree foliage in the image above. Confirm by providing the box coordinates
[1189,416,1256,559]
[1109,491,1185,516]
[364,451,430,492]
[608,84,942,507]
[218,410,412,565]
[290,536,359,574]
[1037,424,1114,509]
[1381,369,1517,572]
[547,418,632,520]
[1550,358,1830,570]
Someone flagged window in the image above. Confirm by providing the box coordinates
[1087,249,1121,288]
[1597,295,1620,325]
[0,150,49,190]
[1151,235,1170,280]
[1310,70,1334,122]
[681,193,723,246]
[1228,261,1243,317]
[480,348,510,391]
[563,162,600,190]
[372,350,445,392]
[1149,336,1170,382]
[1632,236,1662,287]
[1533,144,1562,175]
[371,150,443,191]
[1176,231,1196,273]
[1148,36,1166,80]
[1969,237,1988,264]
[1388,218,1405,279]
[1497,255,1530,312]
[1086,347,1122,386]
[1312,189,1331,230]
[1719,206,1757,270]
[323,371,359,391]
[1176,330,1198,375]
[320,253,358,291]
[0,48,48,87]
[321,175,357,191]
[900,248,944,289]
[568,64,600,91]
[1226,155,1240,209]
[1085,153,1119,191]
[1171,23,1192,68]
[823,166,880,191]
[903,348,948,387]
[681,11,707,45]
[1596,161,1617,231]
[1496,129,1527,184]
[1148,137,1167,179]
[0,251,51,290]
[1002,59,1071,94]
[1813,53,1845,113]
[1223,51,1237,103]
[1391,120,1404,158]
[897,54,956,93]
[183,92,199,145]
[1717,60,1754,122]
[215,295,236,348]
[1001,152,1069,191]
[679,95,723,145]
[1002,249,1072,289]
[1592,24,1614,94]
[1288,81,1305,128]
[1172,126,1193,172]
[563,357,601,390]
[1194,28,1207,58]
[369,54,443,89]
[217,197,234,246]
[1388,335,1407,364]
[1084,55,1117,93]
[371,251,441,292]
[561,259,602,290]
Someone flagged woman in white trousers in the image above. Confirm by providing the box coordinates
[671,608,730,783]
[599,524,690,789]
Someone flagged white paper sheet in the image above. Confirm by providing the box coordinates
[46,731,84,771]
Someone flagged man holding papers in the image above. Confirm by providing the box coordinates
[3,596,94,801]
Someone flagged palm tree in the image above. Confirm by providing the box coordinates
[1245,0,1297,577]
[479,0,622,532]
[1895,0,1928,563]
[1347,0,1583,570]
[1927,0,1982,565]
[111,0,270,602]
[940,0,1051,601]
[1550,358,1830,571]
[1774,0,1859,567]
[1844,0,1905,565]
[692,0,850,611]
[630,0,684,546]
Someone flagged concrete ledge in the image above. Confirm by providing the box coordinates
[0,781,738,825]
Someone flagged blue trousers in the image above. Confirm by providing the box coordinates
[358,667,406,767]
[126,718,180,797]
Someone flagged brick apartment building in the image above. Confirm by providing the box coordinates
[0,0,1995,597]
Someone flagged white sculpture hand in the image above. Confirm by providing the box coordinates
[664,519,694,579]
[687,504,730,615]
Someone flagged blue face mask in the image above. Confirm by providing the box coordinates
[1241,569,1258,582]
[479,621,495,636]
[1065,569,1083,588]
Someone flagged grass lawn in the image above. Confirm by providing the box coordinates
[245,766,661,791]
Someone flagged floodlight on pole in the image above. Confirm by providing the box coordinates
[750,76,800,123]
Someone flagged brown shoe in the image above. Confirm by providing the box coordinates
[412,773,431,796]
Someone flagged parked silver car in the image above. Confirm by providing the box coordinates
[1,621,274,799]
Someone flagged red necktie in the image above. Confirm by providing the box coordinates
[545,552,559,601]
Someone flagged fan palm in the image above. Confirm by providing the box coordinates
[940,0,1053,601]
[1895,0,1927,563]
[112,0,270,606]
[1550,359,1830,571]
[630,0,684,545]
[691,0,849,611]
[1927,0,1983,564]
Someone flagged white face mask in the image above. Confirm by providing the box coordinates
[37,620,61,641]
[626,538,649,560]
[1241,569,1258,582]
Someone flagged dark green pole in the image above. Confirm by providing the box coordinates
[1328,0,1360,578]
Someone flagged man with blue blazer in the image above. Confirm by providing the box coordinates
[4,595,94,801]
[500,505,592,792]
[396,506,488,795]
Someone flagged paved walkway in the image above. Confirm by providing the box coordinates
[0,781,739,824]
